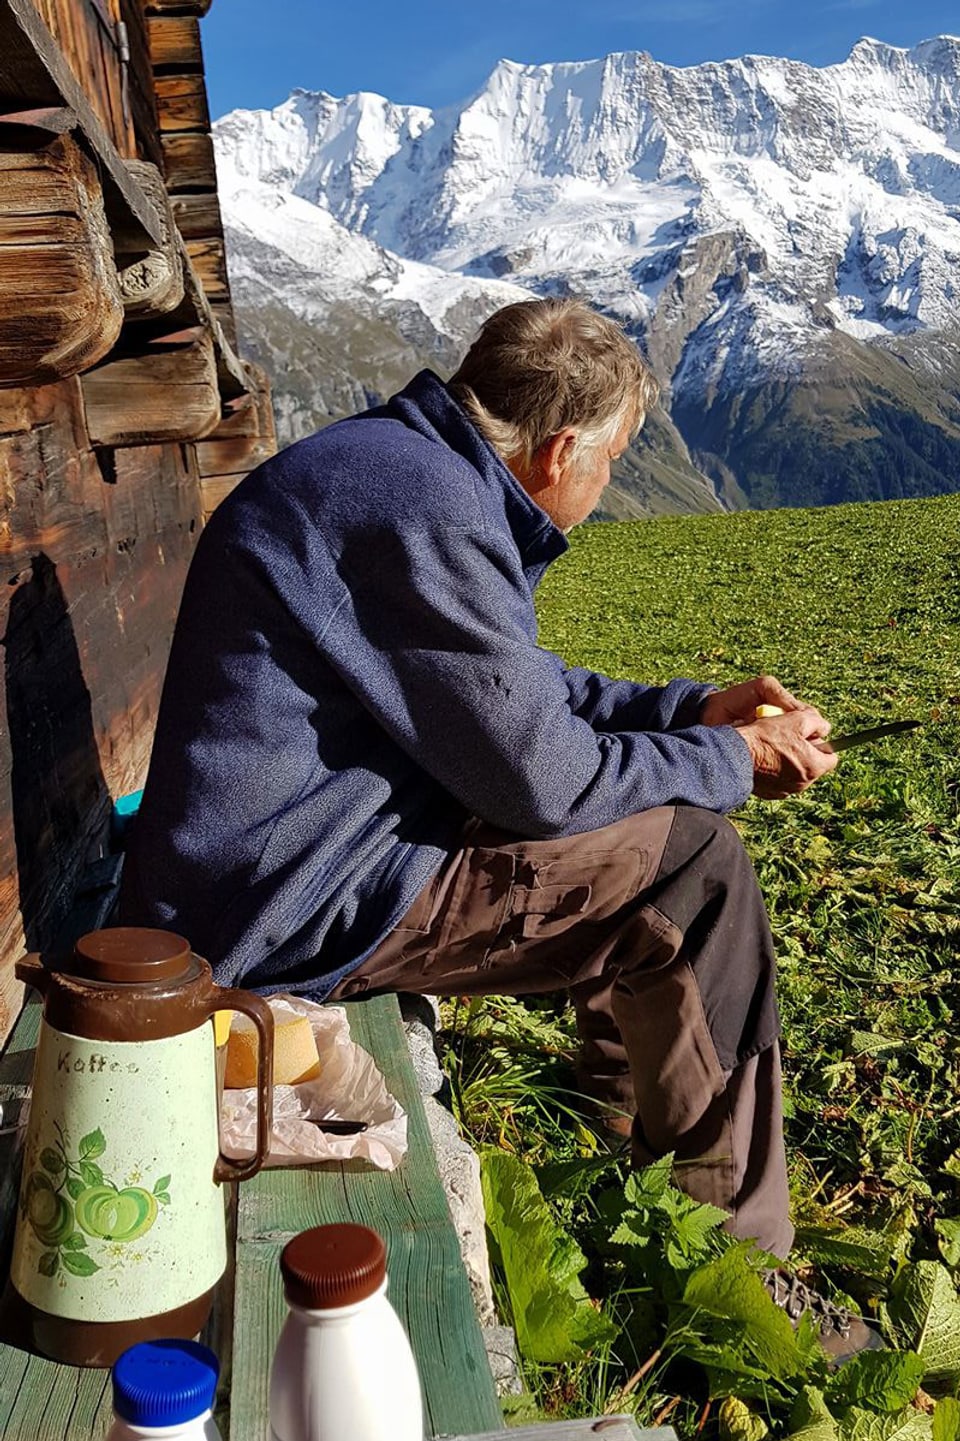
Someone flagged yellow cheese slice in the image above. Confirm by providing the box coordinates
[212,1009,234,1047]
[225,1012,321,1088]
[755,704,785,718]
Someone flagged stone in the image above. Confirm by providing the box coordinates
[482,1324,523,1397]
[422,1094,495,1325]
[398,993,445,1098]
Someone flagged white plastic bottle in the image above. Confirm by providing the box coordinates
[269,1223,424,1441]
[107,1339,222,1441]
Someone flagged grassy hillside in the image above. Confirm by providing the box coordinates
[443,492,960,1431]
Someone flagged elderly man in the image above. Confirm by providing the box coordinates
[122,297,873,1358]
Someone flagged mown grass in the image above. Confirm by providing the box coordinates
[439,492,960,1428]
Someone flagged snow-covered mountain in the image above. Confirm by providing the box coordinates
[214,35,960,514]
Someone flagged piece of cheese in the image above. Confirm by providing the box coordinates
[755,704,785,718]
[225,1012,321,1088]
[212,1009,234,1048]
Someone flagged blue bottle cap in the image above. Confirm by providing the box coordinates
[112,1340,219,1428]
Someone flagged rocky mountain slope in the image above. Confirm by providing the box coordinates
[215,35,960,515]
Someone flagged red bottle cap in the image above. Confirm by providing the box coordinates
[280,1224,387,1310]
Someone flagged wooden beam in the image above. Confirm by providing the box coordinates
[80,324,220,446]
[0,388,29,433]
[194,433,276,479]
[0,0,162,247]
[161,129,216,189]
[115,160,184,319]
[155,73,210,132]
[170,190,222,240]
[0,132,124,387]
[147,14,202,69]
[144,0,213,15]
[185,234,229,301]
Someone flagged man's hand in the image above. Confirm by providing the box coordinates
[700,675,837,799]
[700,675,804,728]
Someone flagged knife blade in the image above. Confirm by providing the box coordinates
[819,720,921,753]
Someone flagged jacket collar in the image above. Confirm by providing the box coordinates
[388,370,568,571]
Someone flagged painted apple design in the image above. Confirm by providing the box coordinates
[21,1127,171,1277]
[75,1184,159,1242]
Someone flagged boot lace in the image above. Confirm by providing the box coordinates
[764,1269,853,1339]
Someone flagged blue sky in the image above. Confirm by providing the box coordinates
[203,0,960,119]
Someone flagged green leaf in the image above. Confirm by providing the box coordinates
[791,1385,840,1441]
[79,1161,104,1188]
[79,1129,106,1161]
[38,1251,59,1278]
[826,1350,924,1413]
[63,1233,87,1251]
[153,1175,172,1196]
[839,1405,932,1441]
[40,1147,64,1174]
[718,1395,770,1441]
[683,1246,805,1380]
[794,1224,895,1282]
[155,1192,171,1206]
[623,1154,674,1209]
[886,1262,960,1386]
[62,1252,100,1277]
[933,1398,960,1441]
[936,1219,960,1270]
[66,1176,85,1201]
[535,1152,621,1200]
[480,1149,616,1364]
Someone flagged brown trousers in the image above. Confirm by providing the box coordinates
[330,804,793,1258]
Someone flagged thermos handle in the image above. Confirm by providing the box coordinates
[210,990,275,1183]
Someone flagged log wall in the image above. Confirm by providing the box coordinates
[0,378,202,1036]
[0,0,276,1042]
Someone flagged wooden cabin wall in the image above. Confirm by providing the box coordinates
[25,0,137,158]
[0,377,202,1036]
[0,0,277,1044]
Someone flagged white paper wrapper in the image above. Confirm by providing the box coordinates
[219,995,407,1170]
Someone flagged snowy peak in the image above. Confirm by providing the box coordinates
[215,35,960,512]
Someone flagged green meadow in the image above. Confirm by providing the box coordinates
[440,492,960,1434]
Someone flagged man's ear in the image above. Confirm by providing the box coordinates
[530,427,578,490]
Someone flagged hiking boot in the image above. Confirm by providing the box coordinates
[764,1269,886,1366]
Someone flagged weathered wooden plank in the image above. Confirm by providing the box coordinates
[81,324,220,446]
[162,129,216,190]
[145,0,212,16]
[204,393,259,438]
[210,298,238,350]
[24,0,134,157]
[119,0,163,169]
[170,189,222,240]
[195,434,275,479]
[116,159,184,319]
[0,390,29,434]
[147,14,202,70]
[0,0,162,246]
[0,132,124,386]
[185,235,230,302]
[155,74,210,133]
[233,996,504,1441]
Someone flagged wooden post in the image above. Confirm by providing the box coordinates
[80,324,220,446]
[0,129,124,387]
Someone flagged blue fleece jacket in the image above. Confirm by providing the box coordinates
[121,372,754,996]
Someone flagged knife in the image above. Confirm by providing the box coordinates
[819,720,921,753]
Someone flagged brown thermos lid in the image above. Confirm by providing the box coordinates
[71,928,193,984]
[280,1224,387,1309]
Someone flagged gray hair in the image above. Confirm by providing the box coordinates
[448,297,659,471]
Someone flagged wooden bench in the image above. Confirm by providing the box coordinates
[0,858,664,1440]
